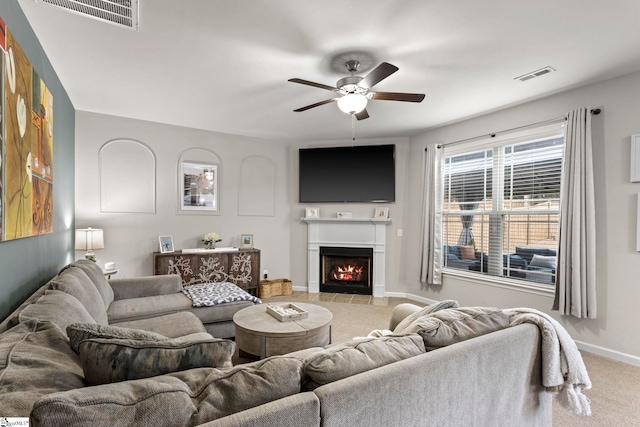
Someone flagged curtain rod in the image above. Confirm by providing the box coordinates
[434,108,601,149]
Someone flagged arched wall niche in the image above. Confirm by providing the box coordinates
[99,139,156,213]
[238,155,275,217]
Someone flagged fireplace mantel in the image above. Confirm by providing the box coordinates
[303,217,391,297]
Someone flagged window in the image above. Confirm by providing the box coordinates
[441,126,564,287]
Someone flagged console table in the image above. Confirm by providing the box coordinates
[153,248,260,294]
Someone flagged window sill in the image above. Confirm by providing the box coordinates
[442,268,555,298]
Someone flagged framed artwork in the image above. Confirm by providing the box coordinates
[305,207,320,218]
[241,234,254,249]
[159,235,174,253]
[374,207,389,219]
[180,161,218,213]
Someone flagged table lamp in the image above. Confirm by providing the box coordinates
[75,227,104,262]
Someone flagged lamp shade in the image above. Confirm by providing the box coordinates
[337,94,368,114]
[75,228,104,251]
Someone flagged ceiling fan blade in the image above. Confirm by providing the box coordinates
[355,109,369,120]
[372,92,425,102]
[358,62,399,89]
[288,78,337,92]
[293,98,337,112]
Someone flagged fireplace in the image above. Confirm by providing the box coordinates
[320,247,373,295]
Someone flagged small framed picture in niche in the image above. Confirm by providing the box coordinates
[180,161,219,213]
[305,207,320,218]
[159,235,174,253]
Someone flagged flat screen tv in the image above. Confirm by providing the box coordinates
[299,144,395,203]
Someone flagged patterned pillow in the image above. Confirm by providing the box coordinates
[77,335,236,385]
[302,334,425,390]
[66,323,169,353]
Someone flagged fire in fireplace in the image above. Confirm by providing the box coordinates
[320,247,373,295]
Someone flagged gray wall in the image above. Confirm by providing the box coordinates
[403,70,640,362]
[74,111,291,281]
[0,1,75,321]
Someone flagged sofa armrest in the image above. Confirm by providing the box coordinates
[388,303,422,331]
[108,275,182,300]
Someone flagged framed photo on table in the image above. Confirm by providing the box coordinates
[159,235,174,253]
[241,234,254,249]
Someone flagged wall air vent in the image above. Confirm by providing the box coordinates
[514,66,555,82]
[35,0,140,31]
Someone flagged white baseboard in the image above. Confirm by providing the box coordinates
[575,340,640,367]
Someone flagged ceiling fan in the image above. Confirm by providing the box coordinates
[288,60,425,120]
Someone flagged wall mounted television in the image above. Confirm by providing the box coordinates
[299,144,395,203]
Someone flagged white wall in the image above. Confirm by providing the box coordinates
[403,71,640,362]
[75,111,291,280]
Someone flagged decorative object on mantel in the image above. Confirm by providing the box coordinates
[374,207,389,219]
[266,303,308,322]
[75,228,104,261]
[336,212,352,219]
[203,232,222,249]
[305,207,320,218]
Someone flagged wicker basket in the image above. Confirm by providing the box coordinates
[259,278,293,299]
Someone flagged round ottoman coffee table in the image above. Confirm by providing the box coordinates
[233,302,332,359]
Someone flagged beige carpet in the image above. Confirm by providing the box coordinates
[262,293,640,426]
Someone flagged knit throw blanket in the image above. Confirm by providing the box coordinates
[504,307,592,416]
[182,282,261,307]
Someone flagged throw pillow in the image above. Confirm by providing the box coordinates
[529,254,557,269]
[50,266,108,325]
[76,335,236,385]
[459,245,476,260]
[66,323,169,353]
[0,319,86,417]
[31,355,305,426]
[18,290,96,333]
[398,306,509,350]
[302,334,425,390]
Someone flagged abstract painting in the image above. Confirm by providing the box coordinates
[0,16,54,242]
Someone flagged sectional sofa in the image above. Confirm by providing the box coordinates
[0,260,553,426]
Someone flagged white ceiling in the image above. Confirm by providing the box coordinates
[17,0,640,142]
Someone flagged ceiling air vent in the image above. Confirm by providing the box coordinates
[35,0,140,31]
[514,66,555,82]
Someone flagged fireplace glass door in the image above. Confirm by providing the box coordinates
[320,247,373,295]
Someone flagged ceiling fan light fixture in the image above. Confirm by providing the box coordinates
[337,94,368,115]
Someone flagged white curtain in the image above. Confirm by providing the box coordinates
[554,108,597,318]
[420,145,443,285]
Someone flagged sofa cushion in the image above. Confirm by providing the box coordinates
[50,266,108,325]
[529,254,557,269]
[18,290,96,333]
[76,334,235,385]
[302,334,425,390]
[111,311,207,338]
[0,319,86,417]
[67,260,115,307]
[66,323,169,353]
[397,306,509,350]
[30,355,305,427]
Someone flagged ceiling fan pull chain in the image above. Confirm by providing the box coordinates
[351,113,356,141]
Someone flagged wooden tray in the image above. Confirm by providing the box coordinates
[266,303,308,322]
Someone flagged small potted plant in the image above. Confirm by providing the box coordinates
[203,232,222,249]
